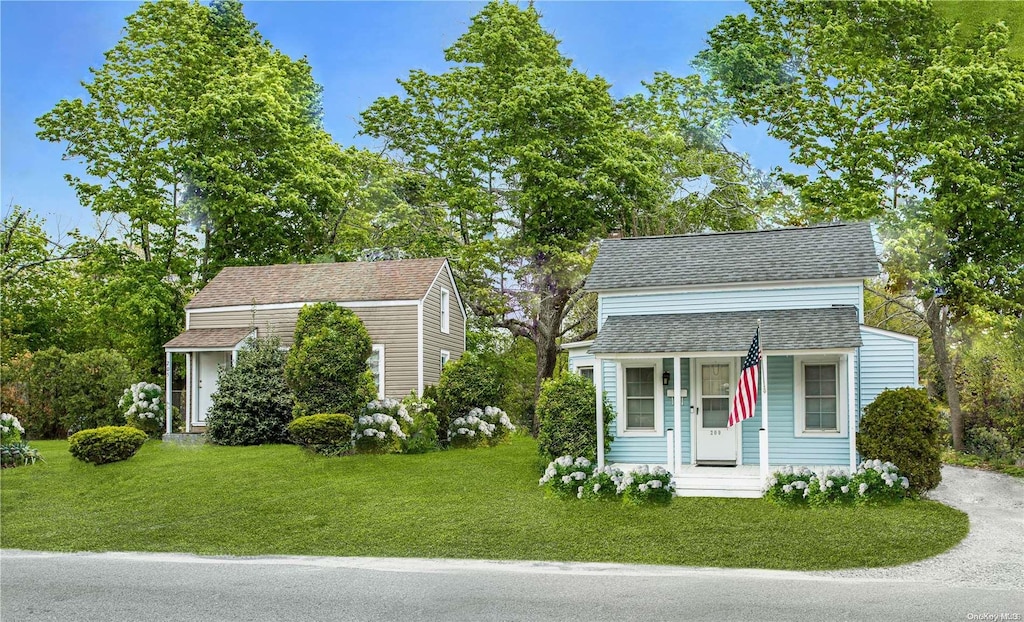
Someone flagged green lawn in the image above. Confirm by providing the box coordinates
[1,437,967,570]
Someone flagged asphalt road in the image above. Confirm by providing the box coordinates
[2,551,1022,622]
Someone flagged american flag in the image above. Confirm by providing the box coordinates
[728,328,760,427]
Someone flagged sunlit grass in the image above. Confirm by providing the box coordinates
[0,437,967,570]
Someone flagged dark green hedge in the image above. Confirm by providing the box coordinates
[857,387,943,493]
[289,413,354,456]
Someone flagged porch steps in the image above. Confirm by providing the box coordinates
[672,465,764,498]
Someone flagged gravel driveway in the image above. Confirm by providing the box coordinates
[817,465,1024,589]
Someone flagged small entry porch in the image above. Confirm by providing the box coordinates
[162,327,255,437]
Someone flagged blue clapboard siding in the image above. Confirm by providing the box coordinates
[604,359,668,465]
[741,375,762,464]
[859,328,918,423]
[766,356,849,466]
[600,284,863,328]
[659,358,691,463]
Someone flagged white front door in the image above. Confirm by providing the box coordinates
[196,351,231,425]
[695,359,739,464]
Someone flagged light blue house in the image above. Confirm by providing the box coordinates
[565,222,918,497]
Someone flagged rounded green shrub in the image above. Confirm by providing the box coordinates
[857,387,943,493]
[68,426,147,465]
[536,373,613,461]
[436,352,503,441]
[285,303,375,417]
[289,414,354,456]
[207,337,295,446]
[58,349,135,434]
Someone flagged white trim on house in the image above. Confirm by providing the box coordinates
[370,344,385,399]
[416,300,424,397]
[186,300,421,316]
[590,277,867,296]
[560,339,595,351]
[793,354,849,438]
[848,350,858,470]
[860,325,920,343]
[440,350,451,369]
[439,288,450,334]
[595,356,605,467]
[616,359,664,437]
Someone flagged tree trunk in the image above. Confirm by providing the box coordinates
[925,296,963,450]
[531,279,569,435]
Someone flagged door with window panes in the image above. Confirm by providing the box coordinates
[694,359,738,463]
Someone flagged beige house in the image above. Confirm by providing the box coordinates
[162,258,465,434]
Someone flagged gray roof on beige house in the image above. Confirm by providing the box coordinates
[585,222,879,291]
[589,307,862,354]
[164,327,255,350]
[185,258,450,310]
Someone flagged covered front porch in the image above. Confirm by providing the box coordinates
[162,327,255,438]
[590,308,863,497]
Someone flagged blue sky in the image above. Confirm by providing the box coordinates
[1,1,789,236]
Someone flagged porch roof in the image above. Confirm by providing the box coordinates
[163,327,254,351]
[590,307,861,354]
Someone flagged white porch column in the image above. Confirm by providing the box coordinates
[759,354,769,482]
[184,352,192,434]
[673,356,682,473]
[848,350,857,471]
[595,357,604,468]
[165,351,173,436]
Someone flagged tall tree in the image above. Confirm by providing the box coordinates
[699,0,1024,449]
[362,1,661,430]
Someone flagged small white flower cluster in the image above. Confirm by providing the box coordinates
[450,406,515,443]
[119,382,163,420]
[855,459,910,491]
[1,412,25,437]
[366,398,414,426]
[356,412,407,440]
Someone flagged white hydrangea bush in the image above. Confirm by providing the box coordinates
[448,406,515,449]
[354,398,412,454]
[764,460,910,506]
[1,412,25,443]
[118,382,166,436]
[539,455,594,498]
[617,465,675,505]
[539,457,675,505]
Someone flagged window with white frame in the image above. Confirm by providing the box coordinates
[794,355,847,436]
[440,350,450,369]
[368,345,385,399]
[624,366,656,431]
[440,288,450,334]
[577,366,594,383]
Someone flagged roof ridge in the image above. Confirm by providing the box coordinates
[217,257,447,272]
[604,221,870,242]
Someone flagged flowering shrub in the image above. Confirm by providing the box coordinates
[448,406,515,449]
[1,412,25,444]
[764,461,911,506]
[354,398,411,454]
[618,465,675,506]
[539,457,675,505]
[850,459,910,505]
[580,465,623,501]
[118,382,165,437]
[539,455,594,498]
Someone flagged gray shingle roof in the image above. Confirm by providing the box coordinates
[164,327,255,350]
[186,258,448,310]
[589,307,862,354]
[585,222,879,291]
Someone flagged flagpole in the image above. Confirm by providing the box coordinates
[759,318,769,486]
